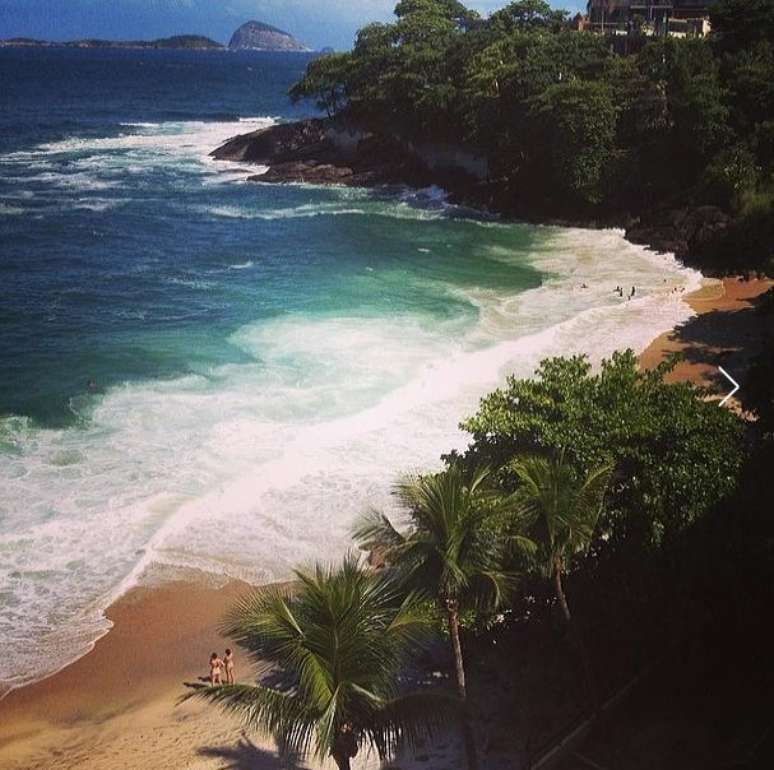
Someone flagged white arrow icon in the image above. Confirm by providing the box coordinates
[718,367,740,407]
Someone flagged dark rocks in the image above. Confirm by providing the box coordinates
[212,119,335,165]
[212,118,757,276]
[211,118,441,189]
[626,205,731,259]
[252,162,354,184]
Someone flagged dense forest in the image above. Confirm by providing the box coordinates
[290,0,774,275]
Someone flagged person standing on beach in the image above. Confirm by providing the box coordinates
[209,652,224,685]
[224,648,235,684]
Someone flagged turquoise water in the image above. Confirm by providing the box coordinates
[0,48,702,692]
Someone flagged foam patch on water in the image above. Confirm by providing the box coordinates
[0,117,275,199]
[197,188,481,224]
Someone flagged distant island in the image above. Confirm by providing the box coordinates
[0,35,224,50]
[1,22,312,53]
[228,21,309,52]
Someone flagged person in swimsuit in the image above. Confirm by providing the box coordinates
[209,652,223,685]
[224,648,235,685]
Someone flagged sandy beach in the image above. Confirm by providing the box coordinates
[1,276,770,770]
[0,577,278,770]
[0,574,460,770]
[638,276,772,398]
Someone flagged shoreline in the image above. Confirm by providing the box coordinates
[2,275,771,769]
[638,275,772,396]
[0,577,268,770]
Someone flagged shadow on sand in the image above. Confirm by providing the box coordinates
[198,735,309,770]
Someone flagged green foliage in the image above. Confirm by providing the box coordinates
[189,556,457,768]
[711,0,774,54]
[703,144,761,207]
[487,0,569,34]
[289,53,352,116]
[288,0,774,264]
[529,80,618,206]
[511,451,612,577]
[454,351,745,550]
[353,466,518,608]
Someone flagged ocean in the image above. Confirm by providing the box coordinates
[0,46,702,693]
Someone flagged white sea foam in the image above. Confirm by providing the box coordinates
[0,117,276,197]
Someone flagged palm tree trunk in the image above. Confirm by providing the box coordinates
[554,559,599,711]
[553,558,572,624]
[446,600,479,770]
[332,728,356,770]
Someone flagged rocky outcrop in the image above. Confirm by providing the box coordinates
[211,118,488,191]
[228,21,309,52]
[626,206,731,259]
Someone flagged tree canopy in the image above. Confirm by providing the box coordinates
[450,351,744,552]
[291,0,774,272]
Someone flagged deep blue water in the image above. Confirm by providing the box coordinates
[0,47,538,426]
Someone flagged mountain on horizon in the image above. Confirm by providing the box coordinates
[228,21,309,52]
[0,34,223,49]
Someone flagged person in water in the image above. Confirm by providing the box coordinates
[224,648,235,685]
[209,652,224,685]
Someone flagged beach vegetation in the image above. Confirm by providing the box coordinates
[353,465,520,770]
[510,452,612,625]
[190,556,457,770]
[510,451,612,706]
[451,350,744,553]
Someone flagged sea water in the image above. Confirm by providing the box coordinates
[0,47,702,693]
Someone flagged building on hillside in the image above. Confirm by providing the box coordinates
[585,0,712,37]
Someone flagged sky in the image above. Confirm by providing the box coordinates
[0,0,585,51]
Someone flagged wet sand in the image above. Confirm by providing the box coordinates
[0,576,459,770]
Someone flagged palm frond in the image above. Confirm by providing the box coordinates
[352,508,406,553]
[368,691,462,760]
[509,452,613,567]
[187,683,317,757]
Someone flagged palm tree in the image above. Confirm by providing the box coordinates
[189,556,456,770]
[510,450,612,706]
[354,465,515,770]
[510,451,612,623]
